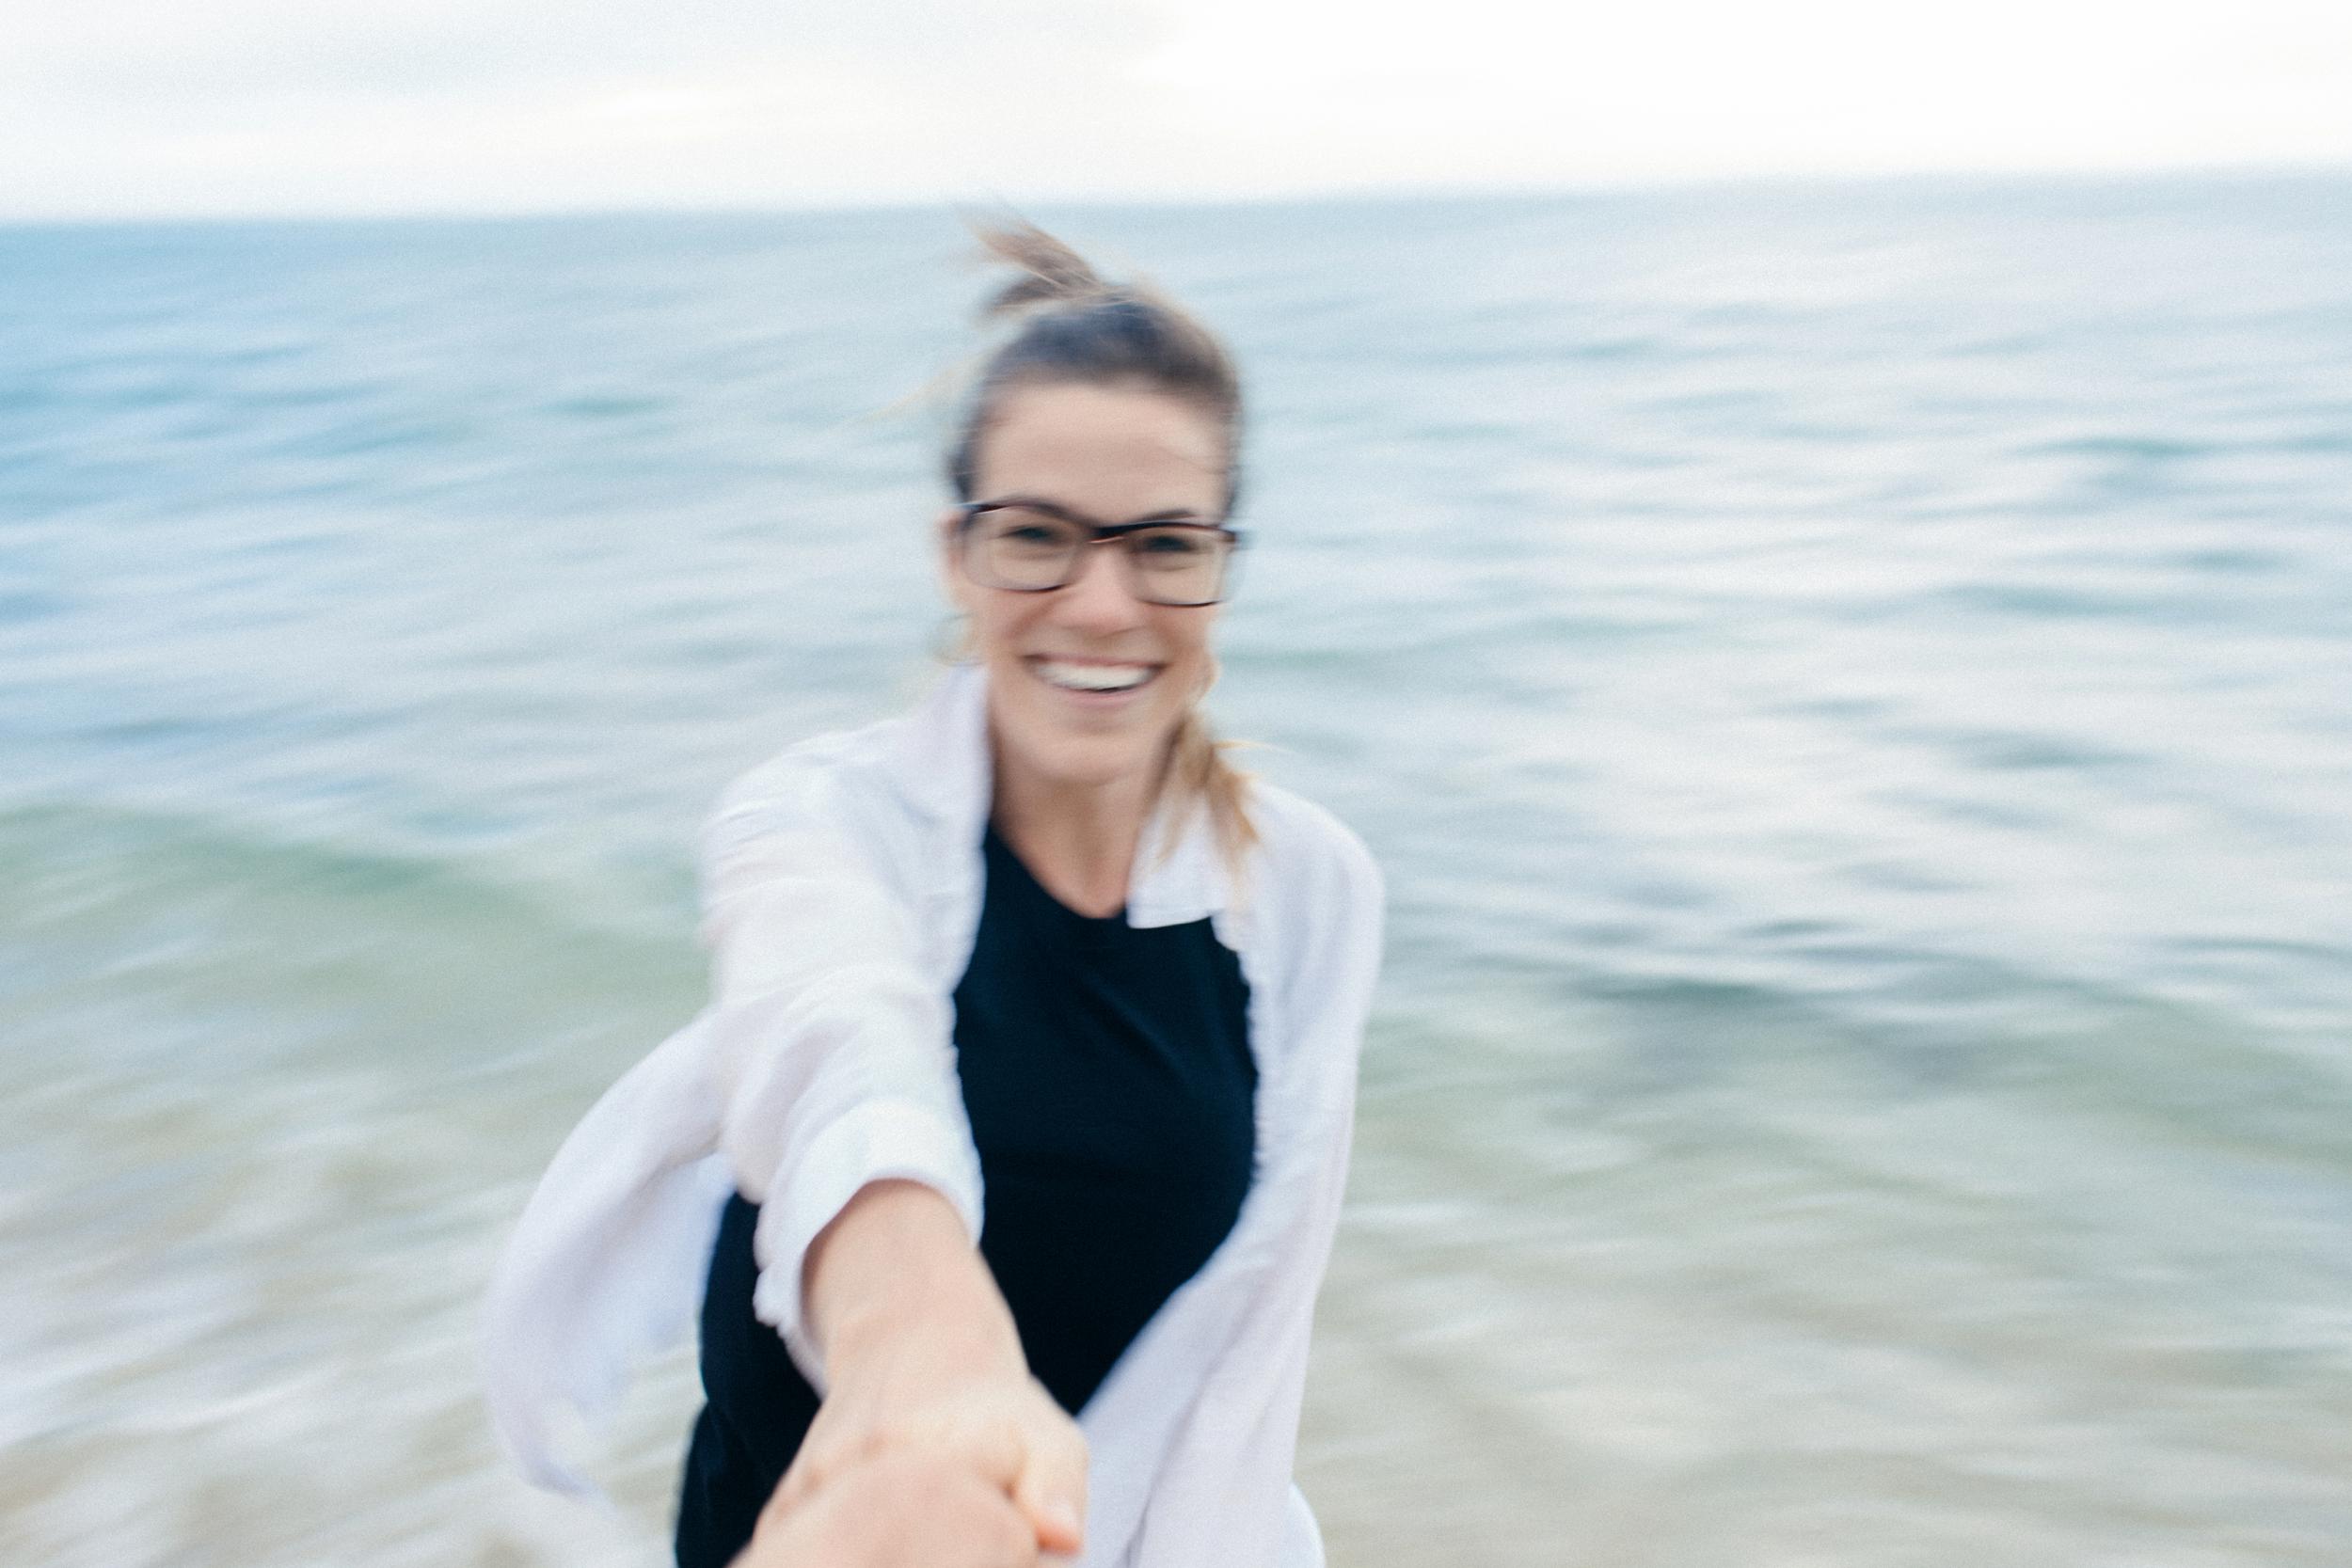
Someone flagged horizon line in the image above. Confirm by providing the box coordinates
[6,156,2348,233]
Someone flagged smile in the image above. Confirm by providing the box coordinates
[1030,658,1159,694]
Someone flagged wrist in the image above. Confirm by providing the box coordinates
[824,1273,1023,1384]
[805,1180,1023,1384]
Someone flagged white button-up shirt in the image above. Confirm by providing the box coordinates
[482,662,1384,1566]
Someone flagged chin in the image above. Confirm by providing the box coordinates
[985,657,1193,798]
[1020,731,1168,790]
[992,705,1181,796]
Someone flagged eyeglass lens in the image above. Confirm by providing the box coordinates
[965,507,1232,605]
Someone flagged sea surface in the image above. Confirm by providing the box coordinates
[3,176,2348,1567]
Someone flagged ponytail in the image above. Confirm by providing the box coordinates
[971,219,1115,319]
[1158,703,1259,881]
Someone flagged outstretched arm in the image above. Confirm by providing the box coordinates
[770,1179,1087,1558]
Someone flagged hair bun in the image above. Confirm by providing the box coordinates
[969,216,1113,322]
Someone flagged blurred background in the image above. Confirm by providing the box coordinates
[4,5,2350,1566]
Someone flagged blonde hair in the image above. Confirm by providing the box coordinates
[951,218,1259,874]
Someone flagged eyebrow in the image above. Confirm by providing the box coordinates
[977,495,1212,529]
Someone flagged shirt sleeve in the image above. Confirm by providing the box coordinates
[1129,806,1384,1565]
[696,751,985,1388]
[479,1016,734,1495]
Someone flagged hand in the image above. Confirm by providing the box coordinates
[783,1180,1089,1556]
[777,1337,1088,1554]
[736,1446,1041,1568]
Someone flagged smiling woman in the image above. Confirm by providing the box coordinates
[481,221,1384,1568]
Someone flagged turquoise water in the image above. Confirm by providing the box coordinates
[4,177,2349,1565]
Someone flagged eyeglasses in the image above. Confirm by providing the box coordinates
[954,501,1244,607]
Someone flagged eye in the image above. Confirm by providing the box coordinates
[985,510,1081,552]
[1133,529,1210,558]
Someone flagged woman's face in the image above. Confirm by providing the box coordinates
[942,379,1231,799]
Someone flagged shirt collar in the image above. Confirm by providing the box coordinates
[884,660,1235,929]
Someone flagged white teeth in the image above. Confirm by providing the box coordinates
[1037,660,1153,692]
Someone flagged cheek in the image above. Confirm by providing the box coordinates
[1155,613,1216,683]
[966,594,1037,660]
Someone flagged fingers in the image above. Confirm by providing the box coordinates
[743,1447,1042,1568]
[935,1379,1087,1554]
[1009,1410,1089,1556]
[770,1447,828,1517]
[777,1372,1088,1558]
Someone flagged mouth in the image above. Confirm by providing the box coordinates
[1026,657,1162,698]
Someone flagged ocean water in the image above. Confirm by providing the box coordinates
[3,176,2348,1566]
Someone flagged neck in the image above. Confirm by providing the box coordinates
[988,739,1168,920]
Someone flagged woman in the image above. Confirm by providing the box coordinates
[482,224,1384,1568]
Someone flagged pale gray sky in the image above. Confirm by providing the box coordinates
[5,0,2348,220]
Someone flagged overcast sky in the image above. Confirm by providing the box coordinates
[5,0,2349,221]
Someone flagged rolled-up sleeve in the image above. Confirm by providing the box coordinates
[697,756,984,1386]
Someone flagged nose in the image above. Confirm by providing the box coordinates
[1051,539,1148,635]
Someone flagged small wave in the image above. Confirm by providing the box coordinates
[2173,546,2290,575]
[541,392,670,420]
[0,800,703,1087]
[223,380,377,412]
[1934,727,2153,775]
[0,589,68,625]
[281,417,478,460]
[2266,428,2352,455]
[2032,434,2208,463]
[1927,580,2169,620]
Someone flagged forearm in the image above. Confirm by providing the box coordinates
[804,1179,1024,1385]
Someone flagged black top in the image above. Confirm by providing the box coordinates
[673,822,1257,1567]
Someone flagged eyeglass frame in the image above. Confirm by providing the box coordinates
[951,499,1247,607]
